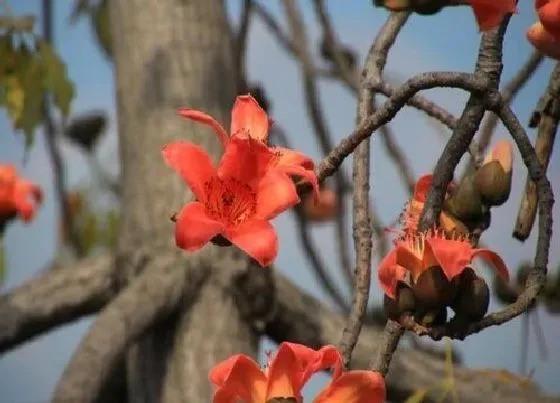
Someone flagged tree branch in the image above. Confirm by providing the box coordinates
[513,62,560,241]
[268,271,560,403]
[0,255,115,354]
[51,252,209,403]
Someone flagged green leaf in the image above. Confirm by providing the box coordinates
[38,40,75,117]
[0,34,15,80]
[20,56,44,147]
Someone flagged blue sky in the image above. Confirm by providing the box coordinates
[1,1,560,402]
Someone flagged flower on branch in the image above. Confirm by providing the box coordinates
[178,94,319,198]
[373,0,516,32]
[301,185,338,222]
[0,163,42,225]
[162,139,300,267]
[209,342,386,403]
[528,0,560,60]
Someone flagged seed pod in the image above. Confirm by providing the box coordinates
[384,283,416,320]
[444,171,485,221]
[452,268,490,321]
[64,111,107,151]
[413,266,457,310]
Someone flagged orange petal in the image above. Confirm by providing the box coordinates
[537,0,560,37]
[412,174,434,203]
[377,250,407,299]
[396,240,429,281]
[302,187,338,222]
[231,95,270,143]
[225,218,278,267]
[162,141,218,202]
[209,354,267,403]
[466,0,517,31]
[306,345,344,381]
[527,22,560,60]
[471,248,510,280]
[271,147,319,198]
[424,236,473,280]
[175,202,224,251]
[266,343,304,400]
[218,137,273,187]
[314,370,386,403]
[256,172,300,220]
[178,108,230,150]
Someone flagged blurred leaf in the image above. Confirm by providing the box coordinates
[0,34,15,80]
[38,40,75,117]
[2,74,25,123]
[69,0,93,24]
[20,56,44,147]
[64,111,107,150]
[0,15,36,32]
[405,388,430,403]
[0,241,5,287]
[92,0,112,59]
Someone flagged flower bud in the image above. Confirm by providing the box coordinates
[452,268,490,320]
[301,187,338,222]
[413,266,457,310]
[474,140,513,206]
[444,171,485,221]
[384,283,416,320]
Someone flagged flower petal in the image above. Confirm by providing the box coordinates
[266,343,302,400]
[424,236,473,281]
[271,147,319,198]
[209,354,267,403]
[466,0,517,31]
[218,137,273,186]
[314,370,386,403]
[527,22,560,60]
[302,187,338,222]
[256,172,300,220]
[412,174,434,203]
[178,108,229,149]
[396,240,432,282]
[230,95,270,142]
[225,218,278,267]
[377,250,407,299]
[162,141,218,202]
[175,202,225,251]
[471,248,510,281]
[306,345,344,382]
[537,0,560,37]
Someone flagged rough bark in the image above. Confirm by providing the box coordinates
[109,1,259,402]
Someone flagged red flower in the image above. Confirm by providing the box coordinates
[536,0,560,37]
[178,95,319,197]
[378,229,509,299]
[401,174,455,233]
[162,138,299,267]
[209,342,385,403]
[0,164,43,223]
[527,21,560,60]
[460,0,517,31]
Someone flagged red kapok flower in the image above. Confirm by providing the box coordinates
[209,342,385,403]
[378,230,509,299]
[162,139,299,267]
[0,164,43,223]
[178,95,319,197]
[459,0,517,31]
[302,186,338,222]
[536,0,560,37]
[527,21,560,59]
[402,174,455,233]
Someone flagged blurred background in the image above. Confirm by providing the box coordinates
[1,0,559,402]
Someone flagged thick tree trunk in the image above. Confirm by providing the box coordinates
[109,1,258,401]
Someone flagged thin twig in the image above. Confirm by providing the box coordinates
[513,63,560,241]
[234,0,253,93]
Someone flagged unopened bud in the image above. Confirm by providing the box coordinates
[416,307,447,327]
[451,268,490,321]
[444,171,485,221]
[413,266,457,310]
[474,140,513,206]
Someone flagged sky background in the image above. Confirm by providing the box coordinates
[1,1,560,402]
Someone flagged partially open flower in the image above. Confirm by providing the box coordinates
[474,140,513,206]
[209,342,385,403]
[0,164,43,224]
[378,229,509,301]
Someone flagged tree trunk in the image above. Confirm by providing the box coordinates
[109,1,258,401]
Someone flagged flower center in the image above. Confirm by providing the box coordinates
[204,176,256,226]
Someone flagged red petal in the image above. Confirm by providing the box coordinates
[471,248,510,281]
[537,0,560,37]
[175,202,224,251]
[224,218,278,267]
[424,237,473,280]
[314,370,386,403]
[266,343,302,400]
[178,108,229,149]
[377,250,407,299]
[256,172,300,220]
[162,141,218,202]
[412,174,433,203]
[527,22,560,60]
[209,354,267,403]
[306,345,344,381]
[467,0,516,31]
[271,147,319,199]
[230,95,270,143]
[218,137,273,186]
